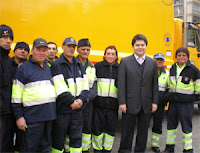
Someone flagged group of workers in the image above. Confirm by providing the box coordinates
[0,24,200,153]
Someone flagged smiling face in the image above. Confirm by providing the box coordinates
[104,48,117,65]
[0,36,13,50]
[132,40,147,57]
[31,46,48,64]
[176,52,188,66]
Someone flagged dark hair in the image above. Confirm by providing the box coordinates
[175,47,189,58]
[103,45,118,61]
[47,42,57,49]
[132,34,148,46]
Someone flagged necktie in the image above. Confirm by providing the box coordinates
[138,58,143,65]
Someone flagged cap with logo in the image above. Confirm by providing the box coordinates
[154,53,165,60]
[0,24,14,40]
[62,37,77,46]
[33,38,48,48]
[78,38,91,48]
[14,42,30,53]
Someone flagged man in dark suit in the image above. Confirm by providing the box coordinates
[118,34,159,153]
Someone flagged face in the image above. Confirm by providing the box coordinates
[77,46,91,59]
[132,40,147,57]
[104,48,117,65]
[176,52,188,66]
[155,58,165,68]
[62,44,76,58]
[0,36,13,50]
[14,47,29,60]
[47,44,58,60]
[31,46,48,64]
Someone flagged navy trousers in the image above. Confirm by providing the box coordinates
[0,114,15,152]
[52,111,83,151]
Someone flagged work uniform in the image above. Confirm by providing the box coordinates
[0,46,15,152]
[92,60,118,153]
[11,55,56,152]
[51,54,89,153]
[165,61,200,153]
[64,56,97,153]
[151,66,169,148]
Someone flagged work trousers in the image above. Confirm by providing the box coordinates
[0,114,15,152]
[52,111,83,153]
[92,106,118,153]
[165,102,194,153]
[118,109,151,153]
[20,120,53,152]
[151,103,165,147]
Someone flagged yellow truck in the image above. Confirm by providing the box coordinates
[1,0,199,69]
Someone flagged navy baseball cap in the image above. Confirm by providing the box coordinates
[0,24,14,40]
[154,53,165,60]
[33,38,48,48]
[62,37,77,46]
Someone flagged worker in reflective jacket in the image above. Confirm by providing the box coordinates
[64,38,97,153]
[164,47,200,153]
[92,46,119,153]
[11,38,56,152]
[50,37,89,153]
[151,53,169,153]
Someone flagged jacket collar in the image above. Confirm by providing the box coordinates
[173,60,192,68]
[60,53,81,66]
[0,46,10,56]
[76,55,94,67]
[102,60,118,67]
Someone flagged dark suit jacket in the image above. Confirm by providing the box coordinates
[118,54,159,114]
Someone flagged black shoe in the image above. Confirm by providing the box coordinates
[152,147,160,153]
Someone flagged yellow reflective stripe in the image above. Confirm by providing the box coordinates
[86,67,96,88]
[51,147,64,153]
[92,133,103,150]
[183,132,193,150]
[166,129,177,145]
[69,147,82,153]
[53,74,69,96]
[152,132,161,147]
[68,78,76,96]
[12,80,24,103]
[64,135,69,152]
[195,79,200,94]
[97,78,118,98]
[23,82,55,101]
[103,133,114,150]
[82,133,91,150]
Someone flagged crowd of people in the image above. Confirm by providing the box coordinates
[0,24,200,153]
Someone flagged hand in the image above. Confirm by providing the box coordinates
[151,103,158,113]
[119,104,127,114]
[70,99,83,110]
[16,117,27,131]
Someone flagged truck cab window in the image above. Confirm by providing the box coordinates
[187,28,195,47]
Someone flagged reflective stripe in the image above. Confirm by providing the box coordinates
[23,97,55,107]
[97,78,118,98]
[64,135,69,152]
[51,147,64,153]
[24,80,52,88]
[82,133,91,151]
[13,79,24,89]
[92,134,103,150]
[86,66,96,88]
[159,87,166,92]
[151,132,160,147]
[12,98,22,103]
[12,79,24,103]
[183,132,193,150]
[97,92,117,98]
[53,74,68,96]
[169,88,194,95]
[166,129,177,145]
[69,147,82,153]
[103,133,114,151]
